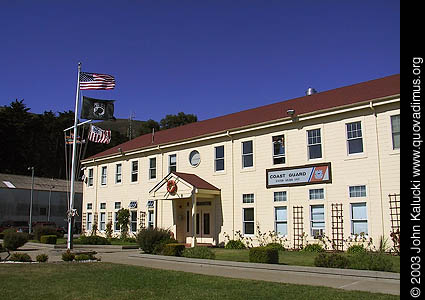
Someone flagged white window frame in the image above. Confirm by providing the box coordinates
[149,157,157,179]
[88,168,94,187]
[130,210,137,232]
[87,203,92,210]
[242,193,255,204]
[115,163,122,184]
[100,202,106,210]
[87,212,92,231]
[273,191,287,202]
[148,210,155,229]
[349,185,367,198]
[131,160,138,183]
[309,188,324,200]
[390,114,400,150]
[243,207,255,235]
[169,154,177,173]
[310,205,325,237]
[99,212,106,231]
[346,121,364,155]
[114,212,120,232]
[101,166,107,185]
[351,202,368,235]
[274,206,287,236]
[272,135,285,165]
[307,129,322,160]
[214,145,225,172]
[242,140,254,168]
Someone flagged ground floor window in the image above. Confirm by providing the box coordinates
[351,202,368,235]
[310,205,325,237]
[148,210,154,229]
[243,207,254,235]
[99,212,106,231]
[130,210,137,232]
[87,213,92,231]
[274,206,287,236]
[114,212,120,231]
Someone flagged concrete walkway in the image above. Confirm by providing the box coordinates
[3,242,400,296]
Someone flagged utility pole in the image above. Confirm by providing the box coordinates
[28,167,34,234]
[128,111,135,140]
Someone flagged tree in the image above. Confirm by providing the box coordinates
[138,119,160,136]
[116,208,130,239]
[159,112,197,130]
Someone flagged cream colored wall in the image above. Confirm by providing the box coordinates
[82,99,400,250]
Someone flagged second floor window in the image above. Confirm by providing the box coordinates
[346,121,363,154]
[242,193,254,204]
[88,168,93,187]
[115,164,122,183]
[169,154,176,173]
[391,115,400,150]
[307,129,322,159]
[131,161,138,182]
[272,135,285,164]
[149,157,157,179]
[215,146,225,171]
[101,166,107,185]
[242,141,253,168]
[349,185,367,197]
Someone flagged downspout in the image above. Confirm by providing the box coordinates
[157,145,163,227]
[370,101,386,239]
[191,187,197,247]
[226,130,235,240]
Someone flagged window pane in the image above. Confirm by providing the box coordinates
[308,144,322,159]
[215,159,224,171]
[348,138,363,154]
[170,155,176,164]
[273,142,284,155]
[275,207,287,221]
[352,203,367,219]
[274,191,287,202]
[203,213,210,235]
[349,186,366,197]
[309,189,324,200]
[150,158,156,168]
[353,221,368,235]
[215,146,224,158]
[242,141,253,154]
[244,222,254,235]
[244,208,254,221]
[243,154,253,168]
[276,223,287,236]
[391,115,400,149]
[243,194,254,204]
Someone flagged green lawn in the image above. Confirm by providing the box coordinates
[0,263,398,300]
[212,249,400,272]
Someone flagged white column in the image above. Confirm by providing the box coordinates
[191,189,197,247]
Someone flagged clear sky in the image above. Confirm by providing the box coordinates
[1,1,400,122]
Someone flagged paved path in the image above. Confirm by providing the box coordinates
[5,243,400,296]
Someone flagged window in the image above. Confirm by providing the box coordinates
[99,212,106,231]
[307,129,322,159]
[391,115,400,149]
[101,166,107,185]
[131,161,138,182]
[87,203,92,210]
[186,210,190,233]
[115,164,122,183]
[272,135,285,164]
[114,212,120,231]
[275,206,287,236]
[169,154,176,173]
[242,141,253,168]
[87,213,92,231]
[189,150,201,167]
[243,208,255,235]
[349,185,366,197]
[351,203,368,235]
[100,203,106,209]
[203,213,210,235]
[88,168,94,187]
[39,207,47,216]
[309,189,324,200]
[274,191,287,202]
[242,194,254,204]
[115,202,121,209]
[149,158,157,179]
[215,146,225,171]
[346,121,363,154]
[148,210,154,229]
[310,205,325,237]
[130,211,137,232]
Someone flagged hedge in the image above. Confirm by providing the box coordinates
[182,246,216,259]
[40,235,57,244]
[2,229,28,251]
[162,243,186,257]
[249,247,279,264]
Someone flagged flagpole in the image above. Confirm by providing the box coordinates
[67,62,81,250]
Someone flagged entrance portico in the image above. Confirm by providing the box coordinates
[149,172,221,247]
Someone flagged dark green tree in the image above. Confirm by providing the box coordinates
[159,112,197,130]
[138,119,160,136]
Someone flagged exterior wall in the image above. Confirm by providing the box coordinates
[82,98,400,249]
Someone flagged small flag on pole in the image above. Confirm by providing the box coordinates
[81,96,115,120]
[79,72,115,90]
[88,125,111,144]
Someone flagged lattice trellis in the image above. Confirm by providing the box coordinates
[389,193,400,233]
[82,213,87,232]
[331,203,344,251]
[293,206,304,250]
[139,211,146,229]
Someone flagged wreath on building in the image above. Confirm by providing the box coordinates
[166,179,178,195]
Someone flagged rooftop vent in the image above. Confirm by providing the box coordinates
[305,87,317,96]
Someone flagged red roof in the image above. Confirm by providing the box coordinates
[173,172,220,191]
[87,74,400,160]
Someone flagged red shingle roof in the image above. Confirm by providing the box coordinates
[87,74,400,160]
[173,172,220,191]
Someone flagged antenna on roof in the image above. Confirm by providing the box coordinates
[306,87,317,96]
[152,127,155,144]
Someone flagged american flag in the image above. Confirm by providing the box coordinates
[88,125,111,144]
[79,72,115,90]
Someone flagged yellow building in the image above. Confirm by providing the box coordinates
[81,74,400,250]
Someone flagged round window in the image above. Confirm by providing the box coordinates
[189,150,201,167]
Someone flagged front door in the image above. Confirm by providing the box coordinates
[196,209,211,243]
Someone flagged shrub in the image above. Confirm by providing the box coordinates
[314,253,349,269]
[265,243,286,252]
[136,228,175,254]
[10,252,32,262]
[162,243,186,257]
[36,254,48,263]
[75,235,111,245]
[62,250,75,261]
[348,252,394,272]
[347,244,366,254]
[249,247,279,264]
[34,226,58,241]
[40,235,57,244]
[105,221,113,239]
[0,232,4,239]
[75,254,90,261]
[3,229,28,251]
[302,244,325,253]
[116,208,130,239]
[225,240,246,249]
[182,246,215,259]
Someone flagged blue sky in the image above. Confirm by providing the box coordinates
[0,1,400,122]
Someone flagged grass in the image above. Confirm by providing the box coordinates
[0,263,398,300]
[212,249,400,272]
